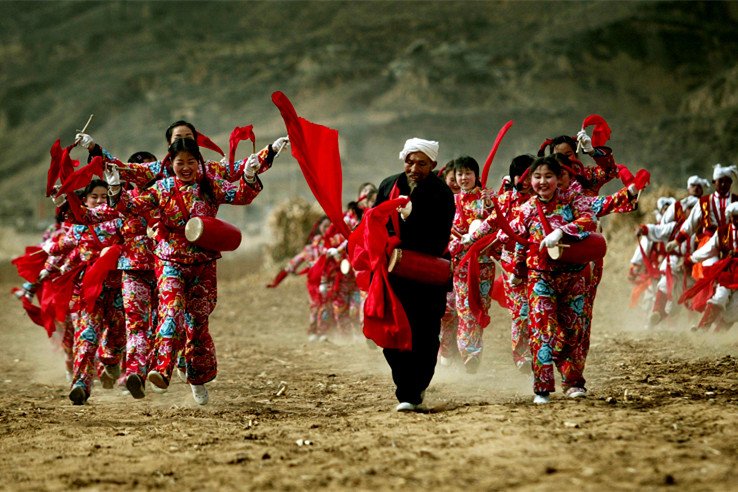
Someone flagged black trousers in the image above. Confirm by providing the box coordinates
[383,277,445,404]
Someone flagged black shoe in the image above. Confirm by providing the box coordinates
[100,364,121,389]
[147,370,169,389]
[126,374,146,399]
[464,356,480,374]
[69,386,88,405]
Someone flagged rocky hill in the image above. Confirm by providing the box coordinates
[2,0,738,232]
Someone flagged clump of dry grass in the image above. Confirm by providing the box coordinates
[263,196,324,271]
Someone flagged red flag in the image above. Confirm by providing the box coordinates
[481,121,513,188]
[581,115,612,147]
[272,91,352,240]
[11,246,48,282]
[46,139,62,196]
[228,125,255,178]
[196,133,225,156]
[58,156,104,195]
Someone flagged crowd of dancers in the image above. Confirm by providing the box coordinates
[11,113,732,408]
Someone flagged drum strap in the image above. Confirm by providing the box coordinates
[388,181,401,240]
[172,180,191,224]
[535,199,553,236]
[87,224,104,250]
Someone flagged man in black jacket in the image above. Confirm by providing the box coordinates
[374,138,455,412]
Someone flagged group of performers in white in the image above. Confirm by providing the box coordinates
[11,113,730,409]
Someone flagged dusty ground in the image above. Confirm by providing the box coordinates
[1,252,738,492]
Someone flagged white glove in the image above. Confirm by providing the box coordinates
[627,183,638,196]
[38,269,51,281]
[509,275,522,287]
[104,165,120,186]
[326,247,341,260]
[665,240,679,253]
[541,228,564,249]
[461,233,473,246]
[244,153,260,180]
[577,129,594,153]
[51,193,66,207]
[318,283,329,295]
[75,133,95,150]
[272,136,290,155]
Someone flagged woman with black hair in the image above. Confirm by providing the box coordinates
[101,137,264,405]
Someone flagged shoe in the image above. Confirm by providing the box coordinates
[318,334,329,343]
[565,387,587,398]
[125,374,146,399]
[65,370,72,383]
[176,368,187,383]
[191,384,209,405]
[439,356,452,367]
[395,402,417,412]
[464,356,480,374]
[533,393,550,404]
[149,384,167,394]
[307,334,318,342]
[147,370,169,390]
[647,311,661,328]
[69,386,88,405]
[100,364,120,389]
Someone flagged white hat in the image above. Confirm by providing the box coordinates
[399,138,439,162]
[712,163,738,182]
[726,202,738,218]
[687,175,710,189]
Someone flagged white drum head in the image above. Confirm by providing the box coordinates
[185,217,204,242]
[340,259,351,275]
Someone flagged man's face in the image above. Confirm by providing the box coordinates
[404,152,436,183]
[688,184,703,197]
[715,177,733,196]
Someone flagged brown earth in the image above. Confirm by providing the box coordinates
[2,246,738,492]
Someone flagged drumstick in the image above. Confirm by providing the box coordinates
[30,249,46,256]
[73,114,95,146]
[275,140,289,157]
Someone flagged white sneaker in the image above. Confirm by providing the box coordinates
[307,334,318,342]
[395,402,417,412]
[439,356,452,367]
[191,384,209,405]
[565,387,587,398]
[176,368,187,383]
[533,394,550,404]
[318,334,329,343]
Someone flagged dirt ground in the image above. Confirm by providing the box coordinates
[1,251,738,492]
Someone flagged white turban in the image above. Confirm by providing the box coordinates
[657,196,676,211]
[399,138,439,163]
[712,163,738,182]
[687,175,710,189]
[726,202,738,218]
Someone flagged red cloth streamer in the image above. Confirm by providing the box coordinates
[679,258,731,306]
[458,235,497,328]
[348,197,411,350]
[196,133,225,156]
[228,125,255,178]
[617,165,650,190]
[46,140,63,196]
[58,156,104,195]
[49,264,85,322]
[581,115,612,147]
[11,246,48,282]
[491,275,507,309]
[481,120,514,188]
[266,269,288,288]
[81,245,123,310]
[491,197,528,246]
[272,91,352,240]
